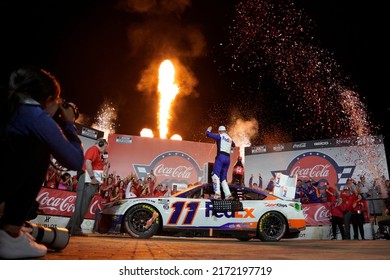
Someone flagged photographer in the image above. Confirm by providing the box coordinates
[0,66,84,259]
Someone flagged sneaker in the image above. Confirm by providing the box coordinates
[0,229,47,259]
[331,237,337,240]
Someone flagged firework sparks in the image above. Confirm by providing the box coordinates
[220,0,386,178]
[225,0,374,140]
[92,100,118,139]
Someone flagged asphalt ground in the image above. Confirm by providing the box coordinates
[40,234,390,260]
[3,235,388,280]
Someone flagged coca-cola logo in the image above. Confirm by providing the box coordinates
[272,152,355,190]
[313,205,330,222]
[36,190,99,216]
[293,143,307,149]
[291,164,331,178]
[289,154,336,186]
[133,151,203,186]
[154,164,193,179]
[302,205,330,222]
[37,191,76,213]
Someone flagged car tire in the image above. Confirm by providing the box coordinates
[257,211,287,242]
[123,204,160,239]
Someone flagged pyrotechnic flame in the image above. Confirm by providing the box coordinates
[170,134,182,141]
[140,128,154,138]
[158,59,179,139]
[92,100,117,139]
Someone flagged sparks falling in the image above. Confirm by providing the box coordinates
[158,59,180,139]
[223,0,384,178]
[92,100,118,139]
[227,0,372,140]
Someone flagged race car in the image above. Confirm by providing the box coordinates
[97,183,306,242]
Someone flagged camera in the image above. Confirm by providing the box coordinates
[24,221,70,251]
[62,101,79,120]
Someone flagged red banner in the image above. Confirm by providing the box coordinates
[302,202,370,226]
[36,188,100,220]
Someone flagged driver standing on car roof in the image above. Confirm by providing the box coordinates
[205,125,235,200]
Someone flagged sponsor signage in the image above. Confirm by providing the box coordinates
[107,134,240,186]
[302,202,369,225]
[245,135,388,191]
[116,135,132,144]
[36,188,99,219]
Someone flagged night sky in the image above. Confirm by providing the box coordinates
[1,0,389,156]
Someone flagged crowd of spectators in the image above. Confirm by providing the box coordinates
[43,166,189,204]
[43,165,79,192]
[246,173,389,240]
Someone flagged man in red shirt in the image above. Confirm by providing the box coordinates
[329,197,345,240]
[339,180,358,240]
[351,194,366,240]
[66,138,108,236]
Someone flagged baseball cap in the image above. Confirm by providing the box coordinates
[218,126,226,131]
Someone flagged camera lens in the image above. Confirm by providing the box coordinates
[25,222,70,251]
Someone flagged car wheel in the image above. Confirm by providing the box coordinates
[257,211,287,242]
[123,204,160,239]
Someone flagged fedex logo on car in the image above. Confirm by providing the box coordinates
[205,202,255,218]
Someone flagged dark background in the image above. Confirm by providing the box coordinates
[1,0,388,165]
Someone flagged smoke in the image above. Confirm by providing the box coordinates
[117,0,191,15]
[120,0,204,98]
[227,111,259,160]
